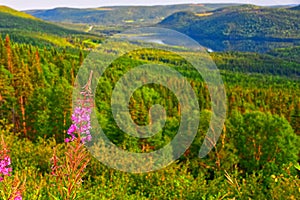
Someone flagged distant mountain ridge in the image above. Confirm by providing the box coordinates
[160,5,300,39]
[3,4,300,52]
[159,4,300,52]
[25,4,237,25]
[289,5,300,10]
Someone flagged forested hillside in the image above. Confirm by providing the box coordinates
[0,4,299,199]
[159,5,300,52]
[290,5,300,10]
[0,33,299,198]
[0,35,84,141]
[0,6,101,47]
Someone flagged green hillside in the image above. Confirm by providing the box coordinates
[0,5,37,19]
[268,46,300,63]
[25,4,237,25]
[289,5,300,10]
[0,6,100,47]
[0,3,300,199]
[159,5,300,52]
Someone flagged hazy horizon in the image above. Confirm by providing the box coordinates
[0,0,298,11]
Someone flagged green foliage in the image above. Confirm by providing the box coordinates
[0,131,299,199]
[0,10,299,197]
[49,139,90,200]
[212,51,300,77]
[268,46,300,63]
[228,111,299,174]
[0,36,84,141]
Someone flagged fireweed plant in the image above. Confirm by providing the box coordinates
[0,134,25,200]
[0,139,11,182]
[50,71,93,200]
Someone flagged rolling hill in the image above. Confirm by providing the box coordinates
[158,5,300,52]
[268,46,300,63]
[289,5,300,10]
[0,5,37,19]
[0,6,99,47]
[25,4,237,25]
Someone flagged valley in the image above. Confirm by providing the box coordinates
[0,3,299,199]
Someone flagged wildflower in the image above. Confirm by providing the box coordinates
[0,155,12,181]
[14,191,22,200]
[0,137,12,182]
[1,135,24,200]
[65,124,77,142]
[65,71,93,143]
[51,71,93,199]
[65,106,92,143]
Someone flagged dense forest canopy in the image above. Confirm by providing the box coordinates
[0,4,299,199]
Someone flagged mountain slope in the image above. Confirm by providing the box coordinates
[0,6,98,47]
[289,5,300,10]
[25,4,237,25]
[159,5,300,52]
[160,5,300,40]
[268,46,300,63]
[0,6,83,36]
[0,5,37,19]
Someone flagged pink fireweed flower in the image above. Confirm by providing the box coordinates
[1,136,23,199]
[14,191,22,200]
[66,70,94,143]
[65,106,92,143]
[65,124,77,142]
[0,155,12,182]
[68,124,77,134]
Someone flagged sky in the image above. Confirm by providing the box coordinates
[0,0,299,10]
